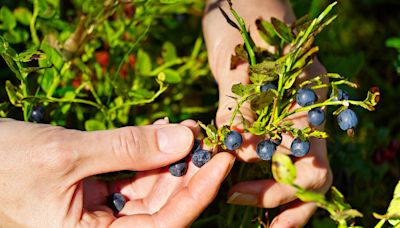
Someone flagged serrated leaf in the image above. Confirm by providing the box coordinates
[272,153,296,185]
[271,17,294,43]
[250,90,276,111]
[85,119,106,131]
[231,83,256,97]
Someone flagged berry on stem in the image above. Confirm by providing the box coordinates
[291,137,310,157]
[224,130,243,150]
[192,149,211,167]
[296,88,317,107]
[331,89,350,101]
[169,159,188,177]
[308,108,325,126]
[29,106,44,123]
[337,109,358,131]
[260,83,277,93]
[256,140,276,161]
[107,193,126,213]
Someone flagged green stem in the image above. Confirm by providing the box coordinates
[21,80,29,121]
[30,0,40,45]
[228,95,251,127]
[229,6,256,66]
[276,100,365,123]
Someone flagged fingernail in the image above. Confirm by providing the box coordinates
[157,125,192,154]
[227,192,258,206]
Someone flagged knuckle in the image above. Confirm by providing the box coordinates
[112,127,143,163]
[32,129,78,174]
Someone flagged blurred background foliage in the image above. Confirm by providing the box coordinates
[0,0,399,227]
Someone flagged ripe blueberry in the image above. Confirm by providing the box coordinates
[290,137,310,157]
[192,149,211,167]
[29,106,44,122]
[337,109,358,131]
[296,88,317,107]
[107,193,126,213]
[224,130,243,150]
[307,108,325,126]
[261,83,277,93]
[256,140,276,160]
[169,159,188,177]
[331,89,350,101]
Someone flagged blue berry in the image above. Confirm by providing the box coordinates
[29,106,44,122]
[290,138,310,157]
[256,140,276,160]
[192,149,211,167]
[331,89,350,101]
[296,88,317,107]
[261,83,277,93]
[337,109,358,131]
[307,108,325,126]
[224,130,243,150]
[107,193,126,213]
[169,159,188,177]
[190,139,201,154]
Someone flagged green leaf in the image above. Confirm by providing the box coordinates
[256,18,280,46]
[0,7,17,30]
[272,153,296,185]
[162,42,177,62]
[249,60,280,84]
[283,69,302,90]
[296,189,326,205]
[271,17,294,43]
[386,38,400,50]
[136,49,152,75]
[250,90,276,111]
[307,130,329,139]
[292,46,319,71]
[13,7,32,26]
[16,49,46,62]
[388,181,400,226]
[85,119,106,131]
[330,187,352,211]
[231,83,256,97]
[5,80,22,107]
[230,44,248,69]
[163,69,181,83]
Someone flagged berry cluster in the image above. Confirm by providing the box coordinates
[168,1,379,176]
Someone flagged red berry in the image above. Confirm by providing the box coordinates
[383,149,396,160]
[95,51,109,66]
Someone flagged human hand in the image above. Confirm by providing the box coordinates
[203,0,332,227]
[0,118,234,227]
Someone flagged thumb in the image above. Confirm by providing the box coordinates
[73,124,194,177]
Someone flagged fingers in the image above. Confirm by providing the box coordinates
[270,200,317,228]
[110,152,235,228]
[227,138,332,208]
[74,124,194,177]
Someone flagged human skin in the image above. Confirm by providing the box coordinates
[203,0,332,227]
[0,118,234,227]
